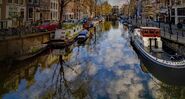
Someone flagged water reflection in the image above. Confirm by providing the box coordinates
[140,63,185,99]
[112,21,119,29]
[1,22,185,99]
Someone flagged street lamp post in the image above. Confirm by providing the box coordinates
[141,0,143,25]
[158,1,161,28]
[167,0,172,34]
[158,14,161,28]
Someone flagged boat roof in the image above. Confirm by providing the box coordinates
[140,27,160,30]
[79,29,88,35]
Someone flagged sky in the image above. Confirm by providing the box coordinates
[108,0,128,6]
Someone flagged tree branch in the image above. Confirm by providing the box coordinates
[64,0,73,7]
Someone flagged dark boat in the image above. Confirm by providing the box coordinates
[130,26,185,85]
[77,29,89,43]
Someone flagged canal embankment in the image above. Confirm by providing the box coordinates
[0,31,51,62]
[0,22,99,62]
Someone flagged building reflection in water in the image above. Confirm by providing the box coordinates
[112,21,119,29]
[0,50,59,97]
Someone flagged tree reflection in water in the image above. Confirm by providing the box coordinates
[51,47,90,99]
[159,84,185,99]
[49,22,107,98]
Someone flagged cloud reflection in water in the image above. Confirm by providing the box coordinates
[3,23,170,99]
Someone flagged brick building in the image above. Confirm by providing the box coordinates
[40,0,50,22]
[170,0,185,24]
[0,0,26,28]
[50,0,59,21]
[26,0,40,25]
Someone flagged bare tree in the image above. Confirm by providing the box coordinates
[58,0,103,28]
[59,0,74,28]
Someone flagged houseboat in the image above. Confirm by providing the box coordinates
[130,26,185,85]
[48,24,83,48]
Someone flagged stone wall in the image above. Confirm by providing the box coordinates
[162,38,185,56]
[0,32,51,61]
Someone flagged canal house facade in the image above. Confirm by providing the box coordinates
[0,0,26,28]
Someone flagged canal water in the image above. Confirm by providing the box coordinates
[1,22,185,99]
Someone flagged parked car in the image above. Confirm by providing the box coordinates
[34,22,59,32]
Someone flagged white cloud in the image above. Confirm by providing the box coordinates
[108,0,128,6]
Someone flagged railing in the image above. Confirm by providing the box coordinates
[0,27,39,36]
[161,32,185,44]
[0,26,54,40]
[134,37,185,67]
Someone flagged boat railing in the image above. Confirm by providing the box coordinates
[135,39,185,66]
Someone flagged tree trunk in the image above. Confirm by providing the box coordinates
[59,0,65,29]
[167,0,172,34]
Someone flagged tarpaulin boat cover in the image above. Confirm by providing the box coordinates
[79,29,88,35]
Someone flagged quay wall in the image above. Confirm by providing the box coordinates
[162,38,185,56]
[0,32,52,61]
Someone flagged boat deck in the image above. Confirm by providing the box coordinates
[144,47,185,62]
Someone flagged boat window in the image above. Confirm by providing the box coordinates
[155,30,160,34]
[137,30,140,33]
[150,30,154,34]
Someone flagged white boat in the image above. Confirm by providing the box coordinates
[54,29,66,41]
[130,26,185,85]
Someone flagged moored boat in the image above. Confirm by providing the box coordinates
[77,29,89,43]
[130,26,185,85]
[48,29,78,48]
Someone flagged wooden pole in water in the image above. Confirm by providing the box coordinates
[149,38,152,51]
[155,38,158,48]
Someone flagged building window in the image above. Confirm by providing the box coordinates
[29,8,33,18]
[34,0,38,4]
[21,10,24,18]
[0,21,7,29]
[51,12,52,19]
[8,0,12,3]
[28,0,32,3]
[19,0,24,5]
[15,0,18,4]
[171,9,175,16]
[177,8,185,16]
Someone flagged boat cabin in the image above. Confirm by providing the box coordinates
[54,29,66,40]
[134,27,162,49]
